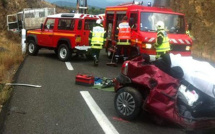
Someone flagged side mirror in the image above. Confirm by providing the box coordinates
[41,23,44,30]
[131,24,137,31]
[188,23,192,31]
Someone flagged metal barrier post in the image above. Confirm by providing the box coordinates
[21,29,26,54]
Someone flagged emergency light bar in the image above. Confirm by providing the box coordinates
[61,13,75,17]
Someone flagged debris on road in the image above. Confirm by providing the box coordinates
[92,77,114,92]
[5,83,42,88]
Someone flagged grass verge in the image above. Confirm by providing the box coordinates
[0,31,24,110]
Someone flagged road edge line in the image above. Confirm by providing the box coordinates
[80,91,119,134]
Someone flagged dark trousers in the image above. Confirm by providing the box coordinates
[92,48,101,60]
[116,45,129,57]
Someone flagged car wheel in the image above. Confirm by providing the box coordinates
[114,87,143,120]
[28,40,39,56]
[58,44,71,61]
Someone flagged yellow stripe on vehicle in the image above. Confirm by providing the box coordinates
[27,31,41,34]
[27,31,75,37]
[54,33,75,37]
[131,39,141,44]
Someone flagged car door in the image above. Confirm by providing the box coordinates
[39,18,55,47]
[82,19,96,46]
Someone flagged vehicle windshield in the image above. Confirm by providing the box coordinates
[140,12,185,34]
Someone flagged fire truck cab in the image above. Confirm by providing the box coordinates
[105,1,192,61]
[26,13,102,61]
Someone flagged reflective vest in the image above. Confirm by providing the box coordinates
[117,22,131,45]
[155,30,170,53]
[91,26,105,49]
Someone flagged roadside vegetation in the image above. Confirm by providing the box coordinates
[0,0,69,110]
[170,0,215,62]
[0,31,23,108]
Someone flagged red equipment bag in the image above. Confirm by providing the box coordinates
[75,74,94,86]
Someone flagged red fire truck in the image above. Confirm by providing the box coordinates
[104,1,192,61]
[26,13,103,61]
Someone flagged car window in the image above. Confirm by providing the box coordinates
[78,20,82,30]
[58,19,75,30]
[44,18,55,30]
[84,19,96,30]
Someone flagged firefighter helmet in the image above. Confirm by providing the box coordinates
[96,19,102,24]
[156,21,165,30]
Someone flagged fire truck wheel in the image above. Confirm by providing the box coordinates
[114,87,143,120]
[58,44,71,62]
[28,40,39,56]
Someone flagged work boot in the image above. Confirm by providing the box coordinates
[93,55,98,66]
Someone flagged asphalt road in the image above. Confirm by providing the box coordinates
[2,49,184,134]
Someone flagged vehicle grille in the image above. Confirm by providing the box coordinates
[171,44,190,52]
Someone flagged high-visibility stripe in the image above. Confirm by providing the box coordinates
[27,31,41,34]
[27,31,75,37]
[171,39,178,43]
[178,39,185,44]
[185,40,191,44]
[148,38,155,42]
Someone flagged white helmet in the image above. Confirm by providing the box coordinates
[96,19,102,24]
[156,21,164,30]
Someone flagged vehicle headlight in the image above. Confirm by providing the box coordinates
[142,43,152,49]
[185,46,191,51]
[146,43,152,49]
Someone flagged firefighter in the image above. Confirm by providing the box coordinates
[90,19,105,66]
[154,21,170,59]
[115,16,131,62]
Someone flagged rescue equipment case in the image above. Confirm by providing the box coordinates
[75,74,94,86]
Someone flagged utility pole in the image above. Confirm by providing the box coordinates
[76,0,88,14]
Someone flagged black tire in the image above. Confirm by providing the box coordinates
[129,47,139,59]
[28,40,39,56]
[54,49,58,55]
[114,87,143,120]
[86,48,93,60]
[58,44,71,61]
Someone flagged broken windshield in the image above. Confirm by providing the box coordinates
[140,12,185,34]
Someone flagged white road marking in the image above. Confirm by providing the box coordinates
[65,62,74,70]
[80,91,119,134]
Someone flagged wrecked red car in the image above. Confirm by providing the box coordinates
[114,54,215,131]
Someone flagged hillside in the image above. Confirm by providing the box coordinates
[46,0,122,8]
[53,1,102,9]
[170,0,215,62]
[0,0,69,30]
